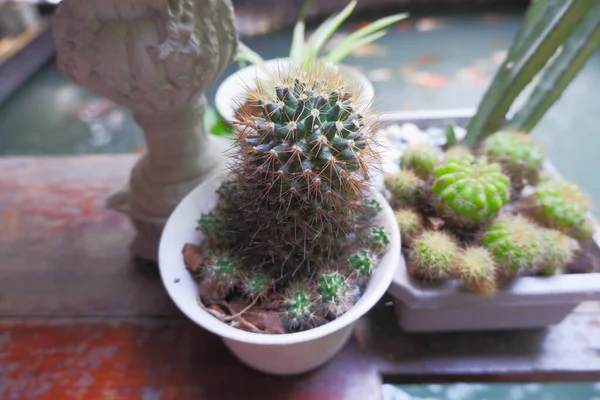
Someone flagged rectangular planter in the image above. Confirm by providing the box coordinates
[379,109,600,333]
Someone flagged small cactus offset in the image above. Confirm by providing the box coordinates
[408,230,460,281]
[400,144,441,179]
[394,208,424,246]
[457,247,498,296]
[384,170,424,207]
[481,130,543,190]
[431,156,510,226]
[538,229,578,276]
[481,215,543,277]
[284,283,319,331]
[528,179,592,238]
[316,271,359,318]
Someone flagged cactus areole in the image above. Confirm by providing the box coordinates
[183,62,390,334]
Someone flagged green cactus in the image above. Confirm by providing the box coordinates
[409,230,460,281]
[457,247,498,296]
[349,249,376,279]
[538,229,577,276]
[444,145,472,161]
[528,179,592,238]
[240,271,273,300]
[571,218,596,240]
[481,130,543,189]
[384,170,424,207]
[481,215,543,277]
[431,156,510,226]
[363,199,382,220]
[197,212,226,241]
[394,208,423,245]
[400,144,441,179]
[317,271,358,318]
[284,284,318,330]
[367,226,390,252]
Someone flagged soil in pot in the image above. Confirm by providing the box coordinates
[181,62,392,335]
[383,130,599,297]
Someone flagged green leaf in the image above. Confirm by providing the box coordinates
[324,30,387,64]
[330,13,407,53]
[302,0,358,69]
[289,0,313,63]
[508,4,600,132]
[463,0,594,147]
[236,41,265,66]
[445,125,457,148]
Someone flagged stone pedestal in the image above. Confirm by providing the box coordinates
[51,0,238,261]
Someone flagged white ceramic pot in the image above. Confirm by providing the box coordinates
[158,172,400,375]
[214,57,375,123]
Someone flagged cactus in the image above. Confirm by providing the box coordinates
[284,283,318,330]
[240,271,274,300]
[528,179,592,238]
[349,249,376,281]
[538,229,578,276]
[444,145,472,161]
[457,247,498,296]
[400,144,441,179]
[394,208,423,245]
[431,156,510,226]
[481,215,542,277]
[480,130,543,189]
[384,170,424,207]
[316,271,358,318]
[409,230,460,281]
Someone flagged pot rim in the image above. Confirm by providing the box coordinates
[158,171,400,346]
[214,57,375,123]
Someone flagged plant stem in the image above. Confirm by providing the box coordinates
[508,4,600,132]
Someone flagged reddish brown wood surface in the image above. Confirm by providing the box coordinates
[1,155,600,400]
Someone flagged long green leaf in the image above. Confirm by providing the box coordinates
[289,0,313,63]
[463,0,593,147]
[508,4,600,132]
[236,41,265,66]
[328,13,407,54]
[302,0,357,69]
[323,30,387,64]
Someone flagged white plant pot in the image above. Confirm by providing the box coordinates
[388,252,600,333]
[158,172,400,375]
[214,57,375,123]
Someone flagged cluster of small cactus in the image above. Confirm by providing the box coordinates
[188,62,390,333]
[384,129,595,296]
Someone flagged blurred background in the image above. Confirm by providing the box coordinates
[1,1,599,398]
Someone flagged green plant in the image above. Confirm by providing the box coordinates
[538,229,577,275]
[384,169,424,207]
[431,156,510,227]
[236,0,408,70]
[400,144,441,180]
[187,62,389,333]
[463,1,600,147]
[408,230,460,281]
[394,208,423,245]
[480,130,543,190]
[457,247,498,296]
[481,215,543,277]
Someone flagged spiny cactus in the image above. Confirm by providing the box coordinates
[457,247,498,296]
[431,156,510,226]
[394,208,423,245]
[538,229,578,276]
[444,145,472,161]
[481,215,542,277]
[240,271,274,300]
[317,271,358,318]
[481,130,543,189]
[409,230,460,281]
[528,179,592,238]
[349,249,377,282]
[284,283,318,331]
[384,170,424,207]
[400,144,441,179]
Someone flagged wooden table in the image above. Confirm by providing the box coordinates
[1,155,599,400]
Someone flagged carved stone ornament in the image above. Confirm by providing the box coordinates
[51,0,238,261]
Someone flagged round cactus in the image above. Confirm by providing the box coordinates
[367,226,390,252]
[349,249,377,279]
[529,179,592,238]
[431,156,510,226]
[197,211,226,241]
[457,247,498,296]
[394,208,423,244]
[444,145,472,161]
[481,215,543,277]
[400,144,441,179]
[240,271,273,299]
[317,271,358,317]
[409,230,460,281]
[571,218,596,240]
[284,284,318,330]
[481,130,543,189]
[538,229,578,276]
[384,170,424,207]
